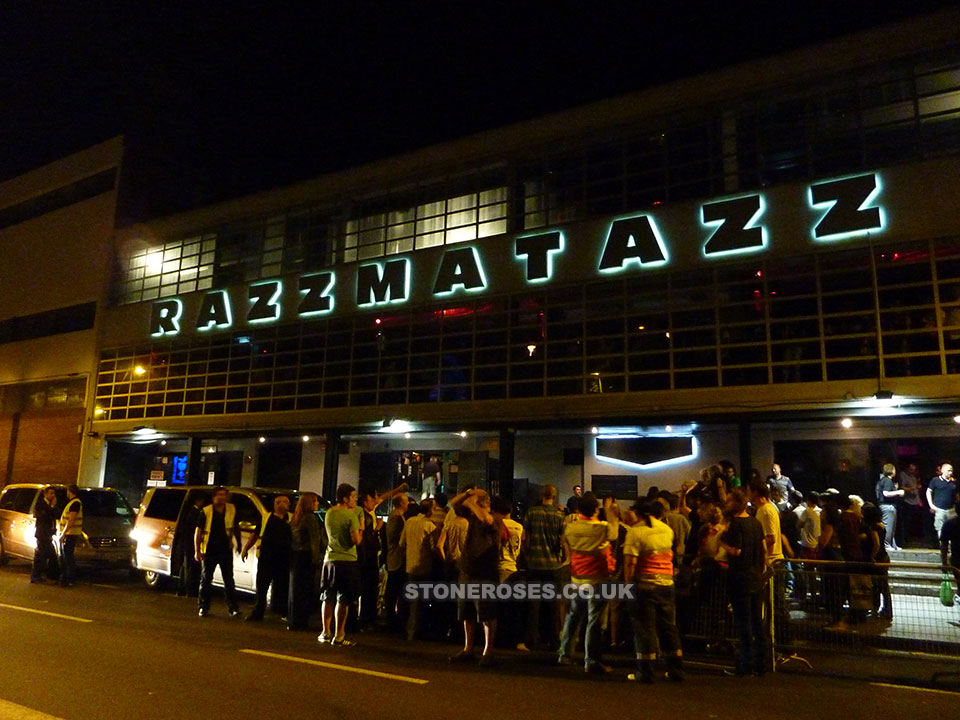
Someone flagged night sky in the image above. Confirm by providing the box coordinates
[1,2,955,223]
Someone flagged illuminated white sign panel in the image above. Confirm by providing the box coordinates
[148,172,885,336]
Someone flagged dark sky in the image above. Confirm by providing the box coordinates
[1,2,955,223]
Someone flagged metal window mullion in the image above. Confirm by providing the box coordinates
[931,238,948,375]
[869,242,885,384]
[815,255,828,381]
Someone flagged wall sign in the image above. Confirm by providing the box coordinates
[148,172,885,336]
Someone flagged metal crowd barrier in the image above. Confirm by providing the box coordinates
[770,558,960,658]
[676,558,960,674]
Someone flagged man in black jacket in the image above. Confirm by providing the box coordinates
[243,495,293,622]
[31,486,59,583]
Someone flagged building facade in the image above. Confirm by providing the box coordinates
[0,138,123,486]
[89,12,960,503]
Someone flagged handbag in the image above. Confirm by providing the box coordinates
[940,573,955,607]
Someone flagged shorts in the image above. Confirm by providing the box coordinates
[456,574,498,623]
[321,560,360,604]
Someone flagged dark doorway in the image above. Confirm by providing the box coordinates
[256,442,303,489]
[103,441,161,507]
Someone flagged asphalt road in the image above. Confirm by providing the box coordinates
[0,562,957,720]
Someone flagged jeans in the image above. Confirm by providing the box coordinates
[199,549,239,613]
[558,590,606,668]
[879,504,898,548]
[525,568,562,648]
[250,553,289,619]
[728,580,768,674]
[60,536,78,583]
[934,507,956,537]
[629,583,682,660]
[31,536,59,582]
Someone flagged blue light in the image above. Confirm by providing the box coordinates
[594,434,700,470]
[810,172,885,242]
[433,246,487,297]
[700,195,767,259]
[597,214,669,274]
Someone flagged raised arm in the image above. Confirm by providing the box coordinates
[373,482,409,510]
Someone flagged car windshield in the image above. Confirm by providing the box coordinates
[77,489,135,518]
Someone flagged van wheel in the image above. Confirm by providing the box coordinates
[0,536,7,566]
[143,570,167,590]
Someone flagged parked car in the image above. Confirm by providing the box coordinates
[131,485,299,593]
[0,483,136,570]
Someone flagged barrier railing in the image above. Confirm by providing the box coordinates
[770,558,960,658]
[676,558,960,674]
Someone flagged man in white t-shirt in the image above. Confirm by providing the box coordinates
[795,491,821,604]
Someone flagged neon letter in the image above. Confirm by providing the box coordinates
[810,173,883,241]
[598,215,668,272]
[433,247,487,296]
[196,290,232,331]
[247,280,282,323]
[357,259,410,306]
[298,272,335,316]
[516,231,564,282]
[701,194,766,257]
[150,299,182,336]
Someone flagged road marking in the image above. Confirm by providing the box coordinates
[0,698,65,719]
[871,682,960,696]
[240,649,429,685]
[0,602,93,623]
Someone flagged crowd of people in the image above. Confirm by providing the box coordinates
[27,457,960,682]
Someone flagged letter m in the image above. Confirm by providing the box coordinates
[356,259,409,306]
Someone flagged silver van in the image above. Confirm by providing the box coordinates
[0,483,136,569]
[131,485,298,593]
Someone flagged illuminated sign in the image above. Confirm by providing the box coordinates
[248,281,282,324]
[701,194,766,258]
[196,290,232,331]
[810,173,884,241]
[150,299,182,337]
[146,171,886,337]
[357,259,410,307]
[433,247,487,296]
[598,214,668,273]
[516,231,564,283]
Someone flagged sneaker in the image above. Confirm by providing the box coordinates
[627,672,654,684]
[448,650,476,664]
[198,608,209,618]
[317,633,333,644]
[585,663,612,675]
[477,654,497,668]
[229,609,243,619]
[515,643,531,653]
[557,655,574,666]
[331,636,356,647]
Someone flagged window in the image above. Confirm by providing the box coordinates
[342,187,508,262]
[0,488,37,514]
[143,488,186,521]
